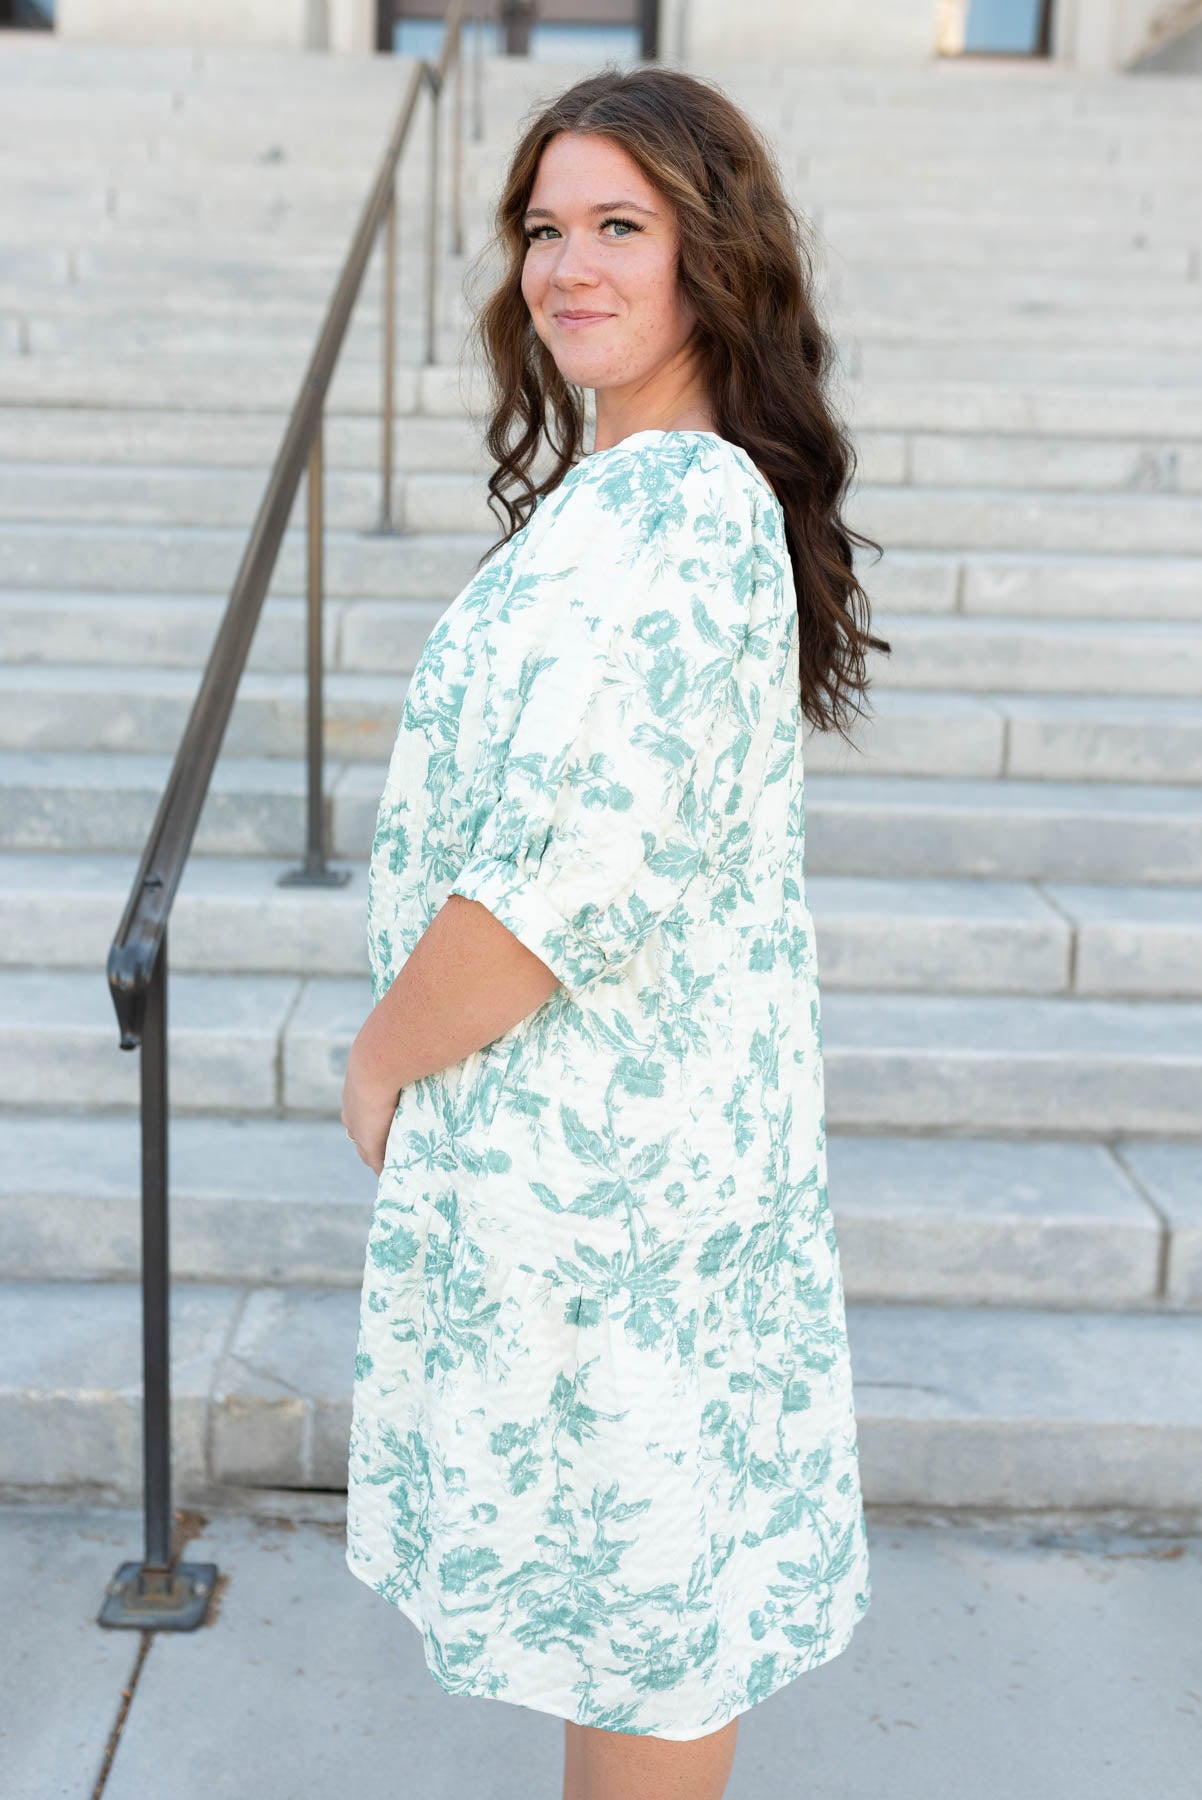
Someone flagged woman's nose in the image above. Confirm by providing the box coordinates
[549,232,599,283]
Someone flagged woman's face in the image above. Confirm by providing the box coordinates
[520,131,698,396]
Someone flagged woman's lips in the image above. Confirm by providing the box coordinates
[554,312,612,328]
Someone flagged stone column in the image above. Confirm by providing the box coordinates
[327,0,377,54]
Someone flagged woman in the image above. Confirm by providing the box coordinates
[341,62,887,1800]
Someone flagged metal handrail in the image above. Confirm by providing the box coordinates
[98,0,487,1631]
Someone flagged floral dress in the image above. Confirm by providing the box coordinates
[344,427,872,1740]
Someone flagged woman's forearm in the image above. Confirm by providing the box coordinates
[348,892,562,1097]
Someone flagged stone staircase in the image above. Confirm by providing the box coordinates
[1,37,1200,1514]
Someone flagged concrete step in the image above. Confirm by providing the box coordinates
[6,667,1202,785]
[0,850,371,978]
[64,240,390,287]
[0,665,418,764]
[0,39,413,92]
[0,463,401,531]
[2,130,424,169]
[876,616,1202,694]
[904,431,1200,494]
[4,525,1202,625]
[2,191,433,246]
[3,967,1200,1134]
[5,594,1202,698]
[0,406,488,472]
[3,356,1201,443]
[0,521,487,602]
[6,465,1202,556]
[312,180,1202,254]
[2,1277,1199,1508]
[826,221,1192,278]
[837,303,1202,354]
[0,747,331,856]
[19,132,1202,204]
[0,347,465,412]
[7,351,1202,443]
[12,184,1199,277]
[813,875,1202,999]
[32,62,1170,147]
[3,850,1199,998]
[0,462,454,533]
[9,254,1201,318]
[17,295,470,359]
[22,170,448,231]
[17,295,1202,359]
[824,196,1197,241]
[856,487,1202,556]
[857,343,1202,387]
[3,93,1193,174]
[0,115,400,162]
[872,550,1202,621]
[9,133,1202,219]
[845,380,1202,439]
[0,209,422,258]
[0,160,405,212]
[818,990,1202,1134]
[0,273,418,321]
[0,1115,1193,1309]
[811,172,1202,221]
[0,967,307,1115]
[0,589,436,673]
[3,752,1200,881]
[2,406,1200,496]
[0,44,1178,104]
[797,772,1202,883]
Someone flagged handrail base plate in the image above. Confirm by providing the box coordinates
[98,1559,218,1631]
[277,865,355,888]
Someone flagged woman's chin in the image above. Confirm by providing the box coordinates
[565,361,630,401]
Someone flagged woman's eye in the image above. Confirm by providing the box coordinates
[523,217,643,242]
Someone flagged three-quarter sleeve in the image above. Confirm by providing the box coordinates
[448,437,789,998]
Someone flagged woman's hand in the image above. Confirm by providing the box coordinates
[338,895,559,1178]
[341,1027,401,1178]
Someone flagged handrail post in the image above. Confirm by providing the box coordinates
[425,68,441,366]
[451,10,464,257]
[472,0,485,143]
[141,928,171,1570]
[379,182,397,532]
[99,924,218,1630]
[280,411,350,888]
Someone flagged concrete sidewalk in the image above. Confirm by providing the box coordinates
[3,1496,1198,1799]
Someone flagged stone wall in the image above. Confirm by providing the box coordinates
[679,0,939,65]
[51,0,1202,68]
[54,0,373,51]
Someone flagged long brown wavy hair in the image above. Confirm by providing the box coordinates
[460,63,889,743]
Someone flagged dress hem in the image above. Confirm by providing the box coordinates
[345,1537,869,1742]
